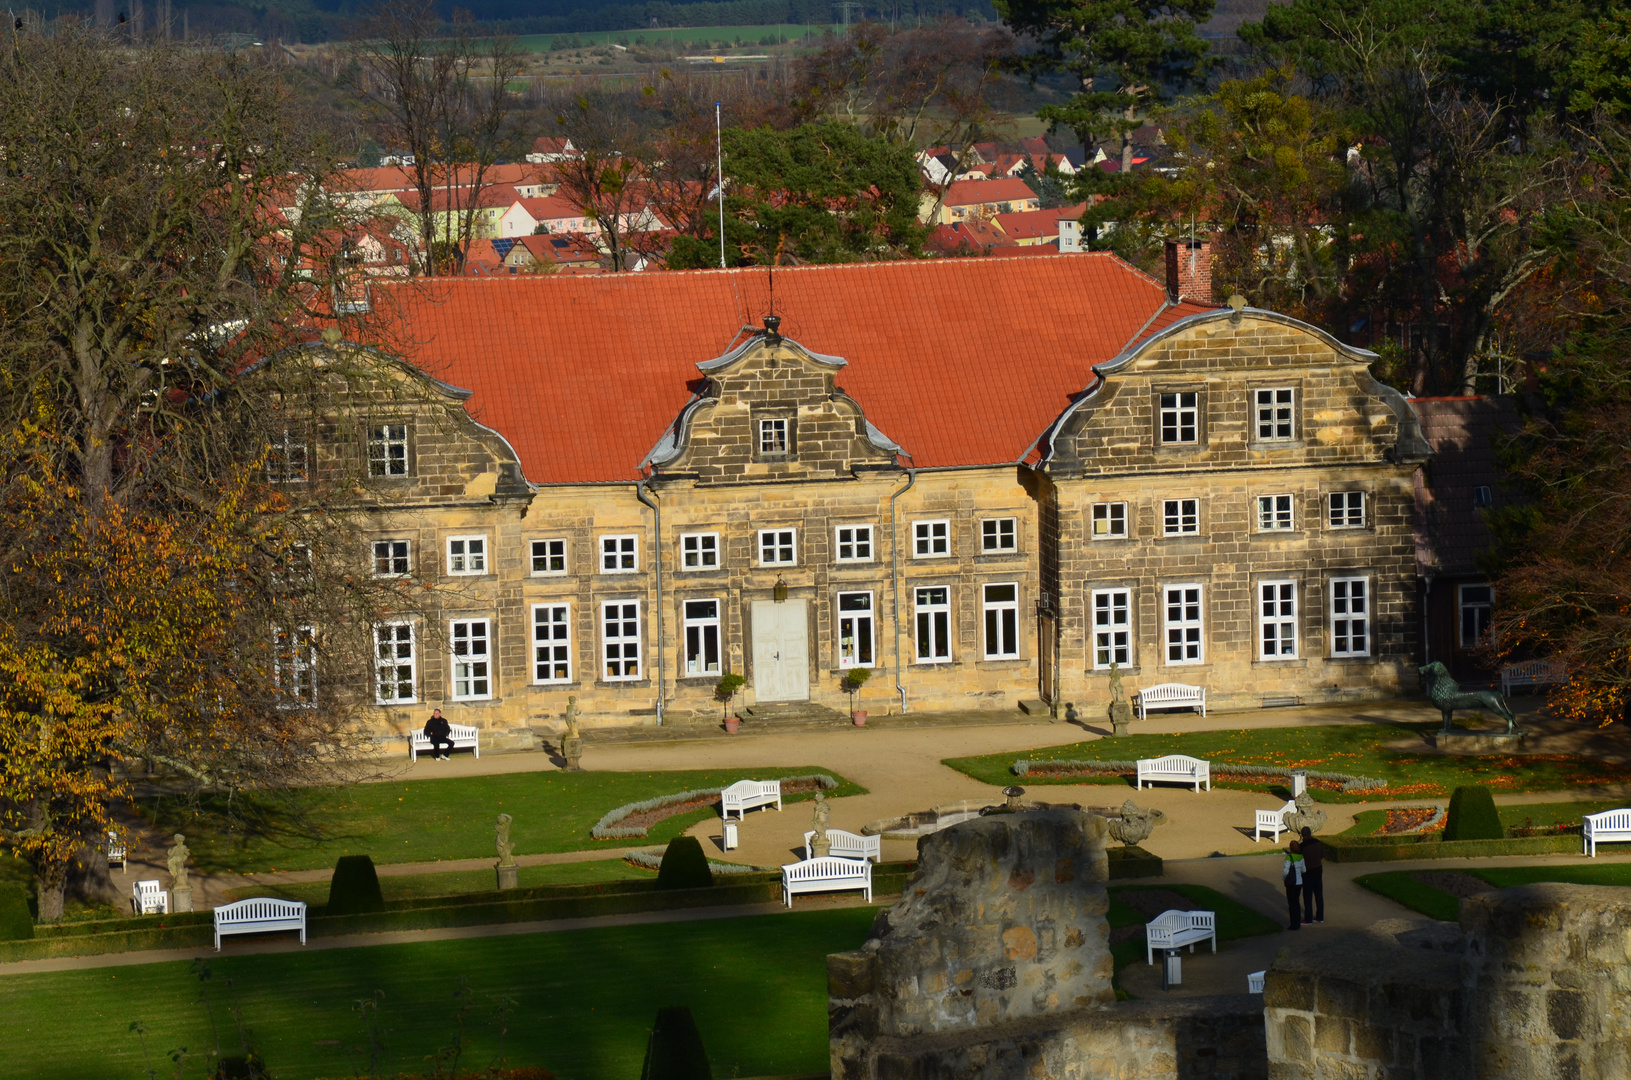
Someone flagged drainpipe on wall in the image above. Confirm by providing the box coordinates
[1421,572,1433,668]
[637,477,664,726]
[890,467,916,714]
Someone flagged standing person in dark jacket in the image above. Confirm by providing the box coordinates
[424,708,454,761]
[1300,827,1325,924]
[1283,839,1304,930]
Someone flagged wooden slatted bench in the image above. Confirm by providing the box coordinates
[781,856,872,907]
[1501,660,1566,696]
[410,722,480,762]
[213,898,308,950]
[803,829,882,862]
[1145,909,1216,964]
[1135,683,1207,720]
[722,779,782,820]
[1137,754,1211,793]
[1254,800,1298,843]
[1583,809,1631,857]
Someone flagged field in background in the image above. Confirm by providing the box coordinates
[516,25,840,51]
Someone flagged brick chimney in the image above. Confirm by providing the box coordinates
[1164,238,1213,304]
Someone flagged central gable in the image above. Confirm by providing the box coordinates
[647,325,900,484]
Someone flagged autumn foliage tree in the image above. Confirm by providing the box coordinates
[0,27,411,918]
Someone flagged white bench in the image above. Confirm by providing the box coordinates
[722,779,782,820]
[1137,754,1211,792]
[781,856,872,907]
[1502,660,1566,695]
[1583,809,1631,856]
[410,723,480,762]
[1135,683,1207,720]
[1254,800,1298,843]
[213,898,308,950]
[803,829,882,862]
[1145,908,1216,964]
[132,880,168,915]
[106,830,126,870]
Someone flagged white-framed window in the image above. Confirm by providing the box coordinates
[1474,485,1493,509]
[913,520,951,558]
[600,534,638,573]
[447,535,487,575]
[758,417,790,456]
[1163,584,1204,664]
[1459,584,1494,648]
[531,538,567,575]
[914,586,951,663]
[1092,503,1128,539]
[1258,494,1295,531]
[367,423,409,477]
[1258,581,1298,659]
[1159,391,1199,444]
[1163,498,1199,536]
[680,533,720,571]
[1328,492,1366,528]
[682,599,722,676]
[450,618,492,699]
[981,518,1017,552]
[532,603,572,683]
[982,583,1020,660]
[837,591,875,668]
[1091,588,1131,670]
[373,621,416,704]
[373,539,410,578]
[602,600,642,680]
[273,624,317,706]
[267,430,308,484]
[835,525,873,562]
[758,528,797,566]
[1255,388,1295,441]
[1330,577,1369,657]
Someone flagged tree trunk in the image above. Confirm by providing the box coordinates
[69,842,124,907]
[1121,102,1137,174]
[35,857,67,923]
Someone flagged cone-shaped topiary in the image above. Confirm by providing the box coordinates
[326,854,386,915]
[640,1005,713,1080]
[1442,785,1503,841]
[655,836,714,891]
[0,882,34,940]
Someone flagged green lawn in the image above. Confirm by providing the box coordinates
[139,767,864,874]
[1106,882,1283,988]
[516,25,838,50]
[0,907,875,1080]
[1357,862,1631,922]
[1471,863,1631,888]
[1343,799,1624,837]
[945,724,1631,802]
[225,858,656,905]
[1353,872,1463,921]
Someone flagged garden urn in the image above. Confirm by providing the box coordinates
[724,715,741,734]
[852,711,867,726]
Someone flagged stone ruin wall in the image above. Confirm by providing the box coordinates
[832,808,1631,1080]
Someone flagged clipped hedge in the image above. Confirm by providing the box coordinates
[0,883,34,941]
[624,848,769,875]
[1010,759,1385,793]
[642,1005,712,1080]
[656,838,714,891]
[1323,833,1581,863]
[1106,846,1163,880]
[1443,786,1503,842]
[591,774,839,839]
[327,854,385,915]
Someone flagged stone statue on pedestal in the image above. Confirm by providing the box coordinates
[560,696,583,771]
[167,833,193,911]
[1107,663,1133,736]
[495,813,519,889]
[811,792,832,857]
[1105,800,1166,847]
[1283,793,1327,836]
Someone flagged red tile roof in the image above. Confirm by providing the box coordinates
[995,205,1088,242]
[368,255,1203,484]
[942,177,1039,207]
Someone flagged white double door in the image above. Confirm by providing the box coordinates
[751,600,810,702]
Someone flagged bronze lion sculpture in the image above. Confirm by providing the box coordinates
[1419,661,1519,735]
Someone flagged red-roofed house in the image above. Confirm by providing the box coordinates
[276,254,1428,741]
[925,178,1040,224]
[994,205,1088,246]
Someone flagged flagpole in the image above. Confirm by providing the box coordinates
[716,102,726,270]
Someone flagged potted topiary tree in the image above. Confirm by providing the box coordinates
[844,667,871,725]
[715,672,746,733]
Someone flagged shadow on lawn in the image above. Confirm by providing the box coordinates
[136,789,363,874]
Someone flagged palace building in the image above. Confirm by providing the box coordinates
[289,253,1430,744]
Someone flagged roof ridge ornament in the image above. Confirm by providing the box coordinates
[763,315,782,343]
[1227,294,1247,321]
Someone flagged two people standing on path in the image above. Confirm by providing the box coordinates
[1282,827,1326,930]
[424,708,454,761]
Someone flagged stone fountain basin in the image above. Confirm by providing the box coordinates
[863,799,1105,840]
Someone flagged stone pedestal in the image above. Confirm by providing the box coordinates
[495,863,519,890]
[560,735,583,771]
[811,834,831,858]
[1427,729,1527,753]
[1108,701,1132,736]
[170,885,193,912]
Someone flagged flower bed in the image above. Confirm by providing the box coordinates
[1010,759,1384,794]
[590,774,838,839]
[1380,806,1445,835]
[622,848,771,874]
